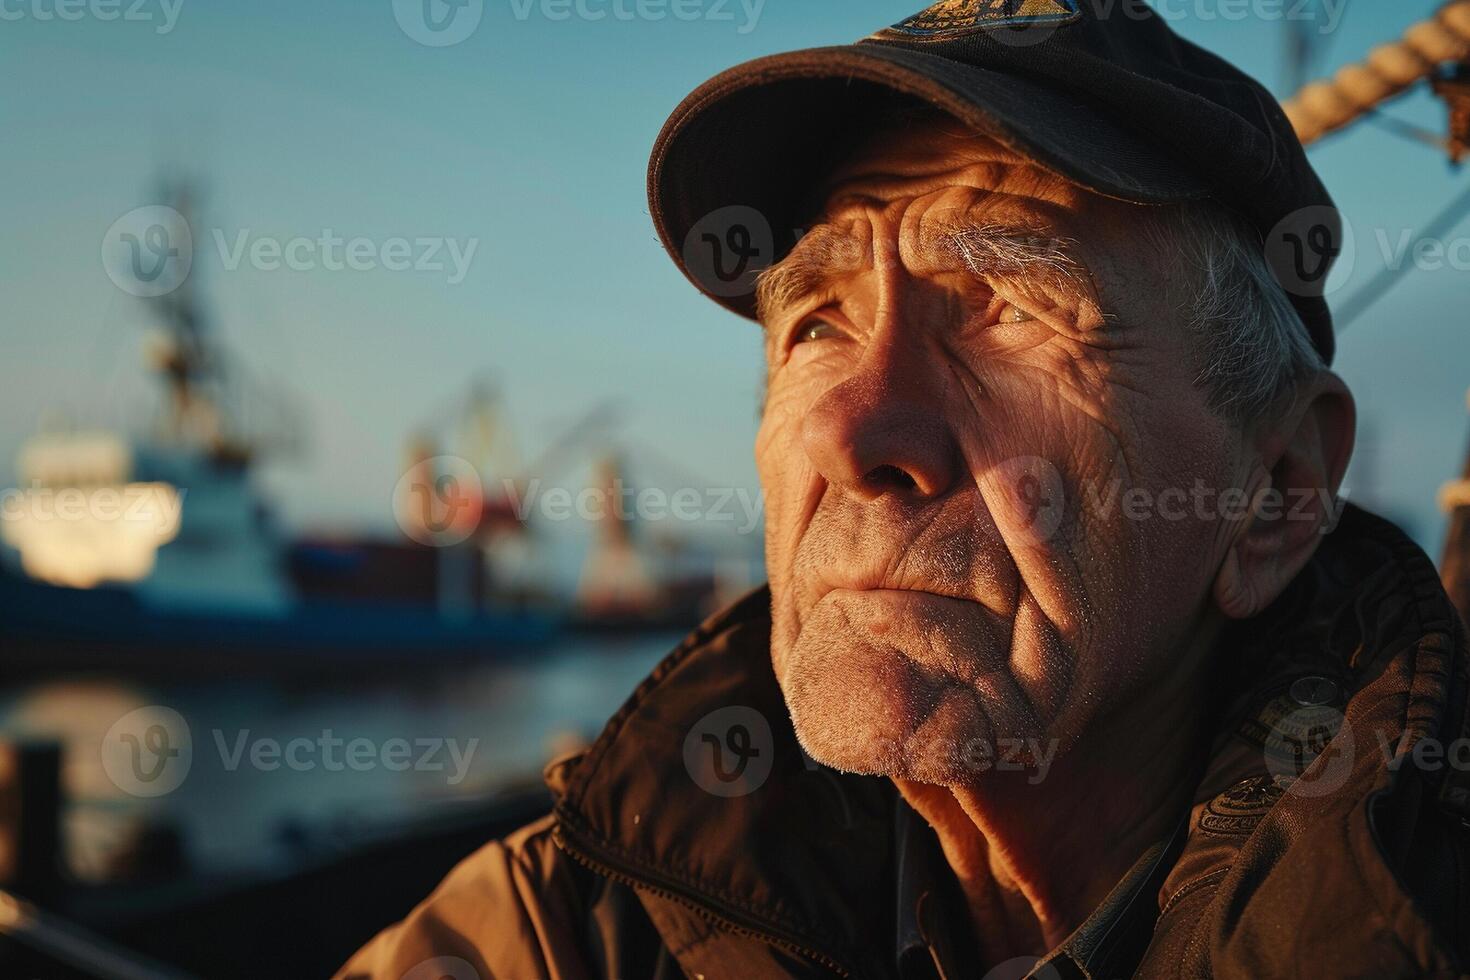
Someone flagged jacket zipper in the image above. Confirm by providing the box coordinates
[552,818,861,979]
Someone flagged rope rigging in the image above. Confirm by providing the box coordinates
[1284,1,1470,147]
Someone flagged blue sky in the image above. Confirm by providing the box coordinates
[2,0,1467,554]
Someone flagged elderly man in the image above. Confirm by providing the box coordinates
[342,3,1470,978]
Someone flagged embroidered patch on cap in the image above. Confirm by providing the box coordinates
[880,0,1081,40]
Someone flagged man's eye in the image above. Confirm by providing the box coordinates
[793,319,844,345]
[997,302,1035,324]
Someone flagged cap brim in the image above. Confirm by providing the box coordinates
[649,43,1213,321]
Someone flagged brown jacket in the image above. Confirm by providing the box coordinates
[339,505,1470,979]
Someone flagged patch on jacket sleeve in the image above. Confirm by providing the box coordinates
[878,0,1081,40]
[1198,775,1287,838]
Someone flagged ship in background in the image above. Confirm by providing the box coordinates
[0,178,750,676]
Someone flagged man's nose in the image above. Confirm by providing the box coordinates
[801,369,961,502]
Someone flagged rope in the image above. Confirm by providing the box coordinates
[1440,478,1470,511]
[1284,1,1470,146]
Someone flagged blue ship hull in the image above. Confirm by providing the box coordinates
[0,570,561,673]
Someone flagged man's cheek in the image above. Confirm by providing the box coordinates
[759,370,824,426]
[959,412,1087,553]
[756,412,816,658]
[754,390,806,480]
[756,473,808,561]
[757,407,824,535]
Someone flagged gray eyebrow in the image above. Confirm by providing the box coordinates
[754,226,867,326]
[948,223,1087,293]
[755,220,1091,325]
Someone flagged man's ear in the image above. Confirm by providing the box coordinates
[1213,373,1356,620]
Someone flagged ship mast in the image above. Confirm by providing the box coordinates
[147,180,229,457]
[142,177,298,467]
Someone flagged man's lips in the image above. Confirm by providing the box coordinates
[814,577,1011,619]
[821,584,976,605]
[812,587,1015,681]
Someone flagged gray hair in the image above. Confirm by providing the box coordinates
[1152,201,1325,424]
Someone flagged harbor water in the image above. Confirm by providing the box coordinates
[0,631,681,882]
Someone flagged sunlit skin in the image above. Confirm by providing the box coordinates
[754,117,1354,961]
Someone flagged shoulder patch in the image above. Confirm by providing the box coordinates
[1198,775,1287,838]
[878,0,1081,41]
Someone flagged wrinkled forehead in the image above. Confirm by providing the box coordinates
[829,113,1027,182]
[805,116,1158,271]
[805,113,1130,255]
[757,116,1171,328]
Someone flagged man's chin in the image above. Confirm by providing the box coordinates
[789,702,997,786]
[777,588,1008,785]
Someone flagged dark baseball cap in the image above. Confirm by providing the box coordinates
[648,0,1339,363]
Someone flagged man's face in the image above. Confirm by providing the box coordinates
[756,118,1249,785]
